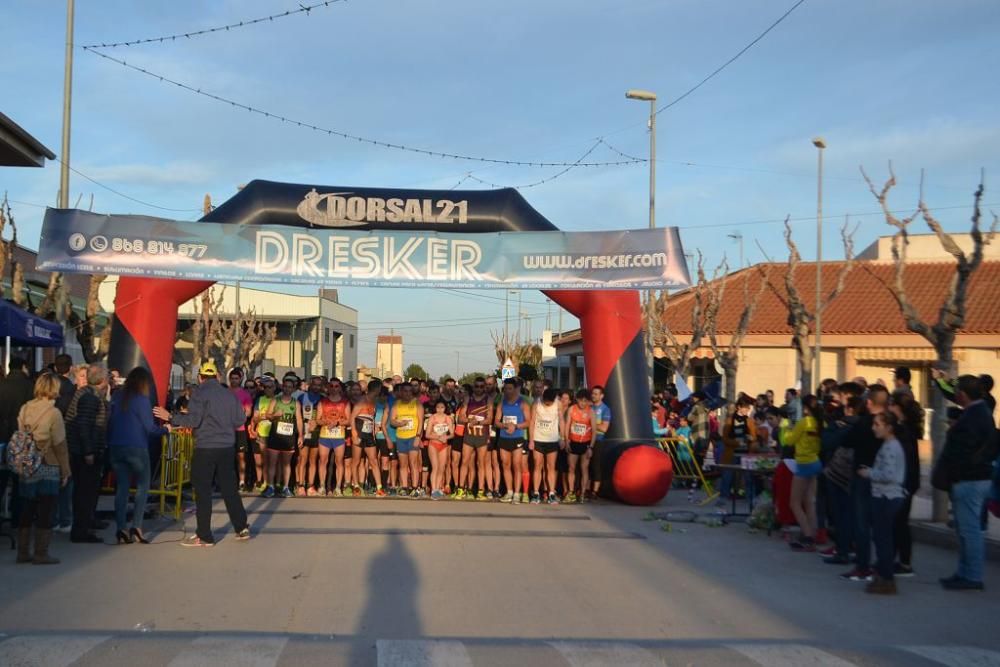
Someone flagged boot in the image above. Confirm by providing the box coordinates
[16,527,32,564]
[32,529,60,565]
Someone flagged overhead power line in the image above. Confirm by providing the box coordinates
[54,157,203,212]
[464,140,618,189]
[83,48,646,170]
[79,0,345,49]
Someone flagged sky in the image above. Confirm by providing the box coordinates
[3,0,1000,377]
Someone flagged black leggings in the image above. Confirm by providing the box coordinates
[893,493,914,566]
[19,494,56,530]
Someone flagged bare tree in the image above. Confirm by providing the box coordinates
[862,165,998,521]
[757,218,856,394]
[183,285,277,379]
[705,264,769,403]
[645,252,721,380]
[491,330,542,376]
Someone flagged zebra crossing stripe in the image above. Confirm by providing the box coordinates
[376,639,473,667]
[728,643,858,666]
[167,635,289,667]
[0,633,110,667]
[549,641,665,666]
[902,645,1000,667]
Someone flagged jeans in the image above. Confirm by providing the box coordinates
[852,476,873,568]
[53,479,73,528]
[70,452,102,538]
[191,447,248,543]
[829,481,854,558]
[951,479,991,583]
[872,496,903,581]
[893,494,914,567]
[110,446,151,532]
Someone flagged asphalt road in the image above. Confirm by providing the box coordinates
[0,491,998,666]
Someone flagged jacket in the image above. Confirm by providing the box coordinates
[18,398,70,478]
[785,415,821,465]
[108,392,167,448]
[933,400,997,487]
[848,413,881,470]
[172,378,245,449]
[721,413,757,463]
[0,371,33,442]
[65,386,108,456]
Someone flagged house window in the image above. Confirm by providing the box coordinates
[324,327,330,344]
[349,334,355,349]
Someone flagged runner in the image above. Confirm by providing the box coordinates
[424,399,454,499]
[564,389,595,503]
[460,377,494,501]
[486,377,502,499]
[589,385,612,498]
[228,368,254,493]
[374,385,396,495]
[352,380,385,496]
[495,378,532,504]
[297,376,325,496]
[530,387,563,504]
[440,378,462,496]
[316,379,351,496]
[556,389,573,499]
[263,376,303,498]
[343,382,362,494]
[389,382,424,497]
[251,378,277,494]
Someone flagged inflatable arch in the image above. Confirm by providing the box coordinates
[108,181,673,504]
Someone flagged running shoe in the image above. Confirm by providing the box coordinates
[376,487,387,497]
[477,490,488,501]
[238,482,246,493]
[840,568,874,582]
[431,489,444,500]
[547,492,559,505]
[893,563,915,578]
[566,492,578,504]
[443,486,451,496]
[353,485,362,497]
[501,491,514,503]
[180,536,215,548]
[455,488,466,500]
[281,486,292,498]
[520,492,530,504]
[255,482,268,493]
[307,487,317,497]
[789,539,816,552]
[411,488,422,498]
[262,485,275,499]
[530,493,541,505]
[817,546,837,557]
[235,527,252,541]
[296,486,307,497]
[332,488,343,497]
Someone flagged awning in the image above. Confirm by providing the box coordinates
[853,347,939,362]
[0,300,63,347]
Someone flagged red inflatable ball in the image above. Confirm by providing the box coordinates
[612,445,673,506]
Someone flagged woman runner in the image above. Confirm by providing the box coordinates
[424,400,455,499]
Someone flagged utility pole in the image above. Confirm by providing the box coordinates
[727,232,744,268]
[455,350,460,379]
[58,0,75,208]
[813,137,827,390]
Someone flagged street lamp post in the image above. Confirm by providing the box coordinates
[58,0,75,208]
[812,137,826,391]
[626,89,657,389]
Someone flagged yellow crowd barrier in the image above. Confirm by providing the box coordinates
[657,437,719,505]
[149,429,195,521]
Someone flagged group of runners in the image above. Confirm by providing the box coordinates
[219,370,612,504]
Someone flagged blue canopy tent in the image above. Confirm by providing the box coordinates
[0,300,64,369]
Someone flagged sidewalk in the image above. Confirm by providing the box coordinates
[910,492,1000,561]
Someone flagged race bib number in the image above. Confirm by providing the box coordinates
[433,423,449,436]
[276,422,294,437]
[503,415,518,426]
[400,417,415,432]
[302,403,314,420]
[571,422,588,437]
[472,414,485,423]
[537,419,554,431]
[361,419,374,434]
[331,426,345,439]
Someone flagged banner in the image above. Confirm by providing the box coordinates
[38,209,690,289]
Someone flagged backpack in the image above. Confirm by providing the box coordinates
[6,426,42,478]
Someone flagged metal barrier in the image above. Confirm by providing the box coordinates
[149,429,194,521]
[657,437,718,505]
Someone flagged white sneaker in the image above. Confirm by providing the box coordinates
[55,524,72,534]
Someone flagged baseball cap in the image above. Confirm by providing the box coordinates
[199,360,219,377]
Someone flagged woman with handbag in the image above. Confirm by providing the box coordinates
[14,373,70,564]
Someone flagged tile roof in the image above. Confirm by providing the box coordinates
[660,260,1000,336]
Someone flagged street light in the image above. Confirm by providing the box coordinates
[627,89,657,390]
[812,136,826,391]
[727,232,744,268]
[625,89,657,230]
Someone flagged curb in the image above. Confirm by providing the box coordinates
[911,521,1000,562]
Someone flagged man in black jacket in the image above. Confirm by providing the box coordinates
[934,375,997,591]
[157,360,250,547]
[0,357,34,525]
[65,365,109,543]
[839,384,889,582]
